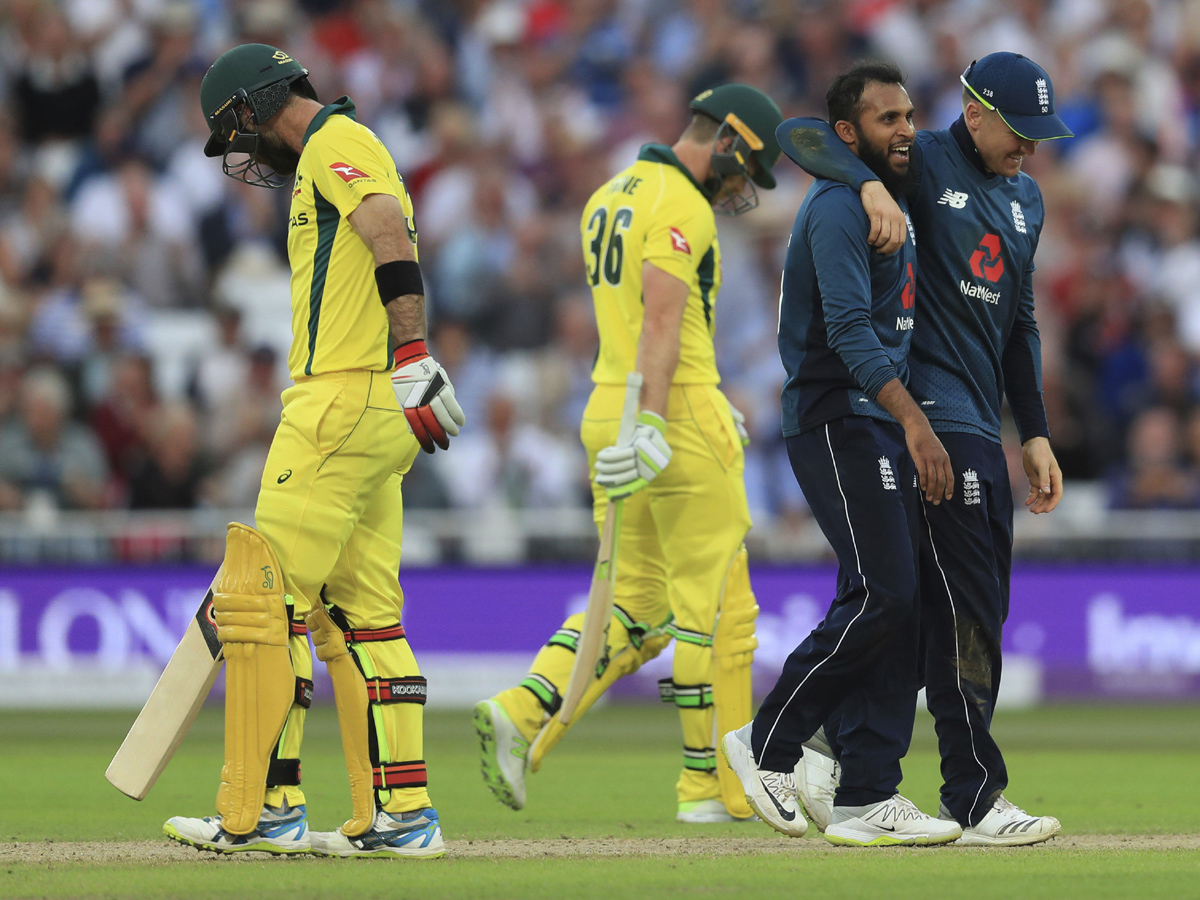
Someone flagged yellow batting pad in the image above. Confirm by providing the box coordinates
[530,630,671,773]
[713,545,758,819]
[307,605,374,837]
[213,523,295,835]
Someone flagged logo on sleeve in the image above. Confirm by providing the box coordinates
[329,162,370,182]
[669,227,691,255]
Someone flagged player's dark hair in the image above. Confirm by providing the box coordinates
[826,61,906,126]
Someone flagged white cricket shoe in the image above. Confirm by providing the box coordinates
[944,795,1061,846]
[473,698,528,810]
[720,724,807,837]
[309,808,445,858]
[825,794,962,847]
[164,802,311,854]
[797,743,840,833]
[676,799,756,824]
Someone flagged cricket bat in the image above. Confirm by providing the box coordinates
[105,580,224,800]
[559,371,643,725]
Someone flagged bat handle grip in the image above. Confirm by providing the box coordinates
[617,371,643,445]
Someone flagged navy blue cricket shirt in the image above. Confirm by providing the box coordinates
[786,116,1050,444]
[778,179,918,436]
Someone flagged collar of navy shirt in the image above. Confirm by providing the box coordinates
[949,114,993,179]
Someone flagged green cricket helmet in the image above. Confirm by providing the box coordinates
[199,43,318,187]
[689,83,783,215]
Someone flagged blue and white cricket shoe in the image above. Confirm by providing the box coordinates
[163,802,312,854]
[309,808,446,859]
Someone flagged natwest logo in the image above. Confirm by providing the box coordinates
[969,233,1004,282]
[960,280,1000,304]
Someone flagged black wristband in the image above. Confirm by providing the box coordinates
[375,259,424,307]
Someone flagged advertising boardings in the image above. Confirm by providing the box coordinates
[1,566,1197,707]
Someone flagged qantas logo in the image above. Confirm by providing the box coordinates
[329,162,370,182]
[669,227,691,255]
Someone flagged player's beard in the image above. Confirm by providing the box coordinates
[855,125,913,197]
[252,130,301,179]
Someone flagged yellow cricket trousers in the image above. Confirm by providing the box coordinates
[500,382,753,803]
[251,369,431,814]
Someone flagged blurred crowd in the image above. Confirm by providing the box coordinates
[2,0,1200,522]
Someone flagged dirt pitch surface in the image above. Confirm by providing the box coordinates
[3,835,1198,865]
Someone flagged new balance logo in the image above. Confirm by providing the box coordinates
[963,468,981,506]
[937,189,968,209]
[879,456,897,491]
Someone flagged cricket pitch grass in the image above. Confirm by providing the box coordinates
[2,703,1197,899]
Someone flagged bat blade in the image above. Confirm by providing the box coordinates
[105,587,223,800]
[558,371,642,725]
[559,501,620,724]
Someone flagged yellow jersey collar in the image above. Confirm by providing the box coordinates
[637,143,713,201]
[303,96,358,146]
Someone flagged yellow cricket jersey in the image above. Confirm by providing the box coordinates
[582,144,722,386]
[286,97,418,379]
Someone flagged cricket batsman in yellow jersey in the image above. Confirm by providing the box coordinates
[163,44,464,858]
[474,85,783,823]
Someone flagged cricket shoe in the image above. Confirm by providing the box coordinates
[163,802,311,854]
[825,794,962,847]
[943,795,1061,846]
[720,723,807,837]
[473,698,528,810]
[797,741,840,833]
[676,799,756,824]
[309,808,445,859]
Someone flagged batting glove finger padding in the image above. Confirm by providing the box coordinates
[391,341,466,453]
[594,411,672,498]
[727,400,750,447]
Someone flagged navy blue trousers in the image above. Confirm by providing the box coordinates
[920,432,1012,824]
[823,431,1012,821]
[751,416,921,804]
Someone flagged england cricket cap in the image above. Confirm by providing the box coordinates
[960,52,1074,141]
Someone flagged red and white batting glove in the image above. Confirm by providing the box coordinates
[391,340,465,453]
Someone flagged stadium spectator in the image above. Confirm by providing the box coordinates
[1110,406,1200,510]
[0,366,107,510]
[0,0,1198,525]
[88,353,158,492]
[126,402,212,509]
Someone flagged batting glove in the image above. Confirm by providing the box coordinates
[391,340,465,453]
[728,399,750,447]
[594,411,672,499]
